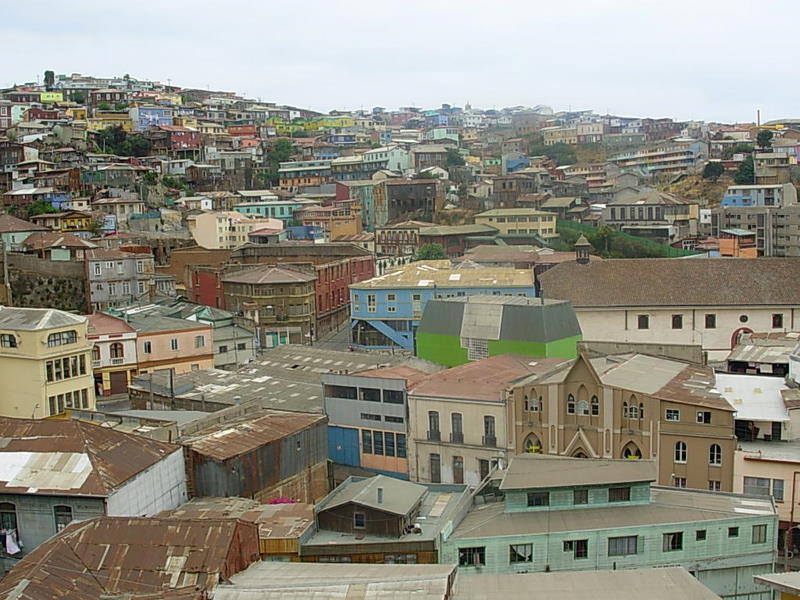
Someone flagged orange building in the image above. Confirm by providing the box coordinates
[297,198,362,240]
[719,228,758,258]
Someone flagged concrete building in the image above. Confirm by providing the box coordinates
[87,312,138,397]
[188,211,284,249]
[721,183,797,208]
[372,179,444,227]
[441,455,776,600]
[539,258,800,361]
[609,141,709,176]
[0,418,187,566]
[416,295,582,367]
[349,261,536,350]
[86,248,159,311]
[375,220,436,257]
[603,188,699,244]
[711,198,800,257]
[0,307,95,418]
[473,208,559,242]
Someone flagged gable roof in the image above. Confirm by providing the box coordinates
[540,258,800,307]
[321,474,426,516]
[0,214,49,233]
[22,232,98,250]
[500,454,657,490]
[221,265,317,285]
[0,418,180,497]
[0,307,85,331]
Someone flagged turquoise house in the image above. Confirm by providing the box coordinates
[441,455,776,600]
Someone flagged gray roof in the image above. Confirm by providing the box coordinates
[418,295,581,343]
[500,454,657,491]
[215,562,457,600]
[120,312,209,334]
[0,307,86,331]
[727,332,800,365]
[754,571,800,594]
[455,568,722,600]
[451,486,775,540]
[418,224,498,236]
[321,475,426,516]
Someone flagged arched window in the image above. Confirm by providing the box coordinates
[567,394,575,414]
[47,330,77,347]
[622,402,629,418]
[627,396,639,418]
[577,400,589,415]
[110,342,124,359]
[709,444,721,465]
[54,505,73,532]
[591,395,599,416]
[92,345,100,361]
[675,441,687,463]
[524,434,542,454]
[622,443,642,460]
[639,403,645,420]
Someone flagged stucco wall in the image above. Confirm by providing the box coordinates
[105,448,188,516]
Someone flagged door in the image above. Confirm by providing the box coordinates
[328,426,360,467]
[109,371,128,395]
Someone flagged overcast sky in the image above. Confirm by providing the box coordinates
[3,0,794,123]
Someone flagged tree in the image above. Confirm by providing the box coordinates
[414,243,447,261]
[94,125,152,157]
[446,147,465,167]
[72,91,85,104]
[734,155,755,185]
[702,161,725,182]
[757,129,774,149]
[261,138,294,185]
[97,102,111,111]
[26,199,58,219]
[43,70,55,91]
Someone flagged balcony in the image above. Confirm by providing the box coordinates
[111,358,125,365]
[427,430,441,442]
[450,432,464,444]
[483,435,497,448]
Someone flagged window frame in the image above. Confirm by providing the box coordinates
[662,531,683,552]
[608,535,638,557]
[608,486,631,503]
[509,543,533,563]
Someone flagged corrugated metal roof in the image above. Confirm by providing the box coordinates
[0,418,179,497]
[352,261,533,290]
[500,455,657,490]
[716,373,789,422]
[321,474,426,516]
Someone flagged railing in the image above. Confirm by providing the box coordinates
[427,430,441,442]
[483,435,497,448]
[450,432,464,444]
[111,358,125,365]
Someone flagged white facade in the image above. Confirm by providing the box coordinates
[190,211,283,249]
[105,448,188,516]
[574,306,797,361]
[90,330,137,370]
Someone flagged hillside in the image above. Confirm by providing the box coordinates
[658,175,732,208]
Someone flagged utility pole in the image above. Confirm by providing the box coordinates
[2,240,11,306]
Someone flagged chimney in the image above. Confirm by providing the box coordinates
[377,487,384,504]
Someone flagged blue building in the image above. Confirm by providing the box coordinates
[720,183,797,208]
[349,261,536,350]
[285,224,324,241]
[129,106,173,131]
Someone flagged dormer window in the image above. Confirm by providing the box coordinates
[0,334,16,348]
[47,330,77,347]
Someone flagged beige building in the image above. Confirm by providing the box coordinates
[474,209,558,241]
[188,212,284,249]
[540,258,800,361]
[508,352,736,492]
[0,307,95,418]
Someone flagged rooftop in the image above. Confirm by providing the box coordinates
[113,310,210,334]
[715,373,788,422]
[0,214,49,233]
[0,418,179,497]
[183,410,326,461]
[86,311,136,337]
[0,307,86,331]
[418,223,498,236]
[476,208,555,217]
[23,231,98,250]
[754,572,800,596]
[221,265,317,285]
[352,260,533,290]
[738,440,800,464]
[320,474,426,517]
[539,258,800,307]
[726,332,800,365]
[451,485,775,540]
[499,454,657,491]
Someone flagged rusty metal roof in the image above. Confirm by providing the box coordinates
[162,497,314,540]
[0,516,259,600]
[0,418,180,497]
[182,410,326,461]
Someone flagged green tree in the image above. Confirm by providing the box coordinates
[26,199,58,219]
[97,102,112,111]
[757,129,773,149]
[43,70,55,91]
[414,243,447,261]
[72,91,85,104]
[702,161,725,182]
[261,138,294,185]
[94,125,152,157]
[734,155,755,185]
[445,147,465,167]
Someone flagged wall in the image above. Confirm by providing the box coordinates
[734,450,795,523]
[105,448,188,516]
[6,254,87,312]
[137,326,214,374]
[579,340,704,364]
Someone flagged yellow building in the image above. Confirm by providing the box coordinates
[474,208,559,240]
[39,92,64,104]
[0,307,95,419]
[66,107,88,121]
[87,112,133,132]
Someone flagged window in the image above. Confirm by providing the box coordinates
[567,394,575,414]
[453,456,464,484]
[367,294,376,313]
[353,512,366,529]
[663,532,683,552]
[564,539,588,559]
[396,433,407,458]
[728,527,739,538]
[109,342,124,359]
[591,395,599,416]
[53,505,73,532]
[360,413,381,421]
[384,390,404,404]
[739,314,749,323]
[353,293,360,311]
[674,477,687,488]
[459,547,486,566]
[373,431,384,455]
[577,400,589,415]
[387,294,396,302]
[451,413,463,443]
[509,543,533,563]
[136,260,144,274]
[430,453,441,483]
[704,314,716,329]
[93,263,102,276]
[696,529,707,541]
[665,409,680,422]
[428,411,440,440]
[194,335,205,348]
[773,479,784,501]
[0,334,16,348]
[143,341,152,354]
[47,330,77,347]
[608,535,638,556]
[122,282,130,295]
[637,314,649,329]
[527,492,549,507]
[108,283,117,296]
[622,401,628,418]
[483,416,496,446]
[608,487,631,502]
[671,314,683,329]
[0,503,17,533]
[573,489,588,505]
[92,345,101,361]
[773,313,784,328]
[708,480,721,491]
[709,444,721,465]
[628,403,639,419]
[138,281,145,294]
[219,345,228,354]
[674,441,687,463]
[170,338,179,351]
[385,415,404,423]
[362,430,372,454]
[697,411,711,424]
[752,524,767,544]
